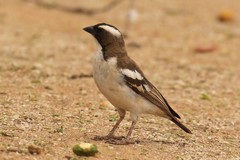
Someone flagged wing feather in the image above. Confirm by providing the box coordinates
[121,69,181,119]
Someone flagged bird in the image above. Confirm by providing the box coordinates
[83,23,192,144]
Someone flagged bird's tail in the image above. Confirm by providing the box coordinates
[171,118,192,134]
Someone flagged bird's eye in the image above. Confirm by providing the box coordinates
[96,28,106,36]
[98,28,104,33]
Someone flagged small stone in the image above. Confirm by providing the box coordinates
[194,45,217,53]
[218,9,235,22]
[28,145,41,155]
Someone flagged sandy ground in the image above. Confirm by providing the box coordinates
[0,0,240,159]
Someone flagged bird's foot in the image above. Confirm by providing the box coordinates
[106,138,138,145]
[93,135,125,141]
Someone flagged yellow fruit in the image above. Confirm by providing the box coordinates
[72,142,98,156]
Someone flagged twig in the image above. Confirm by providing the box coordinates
[23,0,124,15]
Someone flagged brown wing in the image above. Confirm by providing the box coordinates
[121,68,181,119]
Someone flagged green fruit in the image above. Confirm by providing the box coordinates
[72,142,98,156]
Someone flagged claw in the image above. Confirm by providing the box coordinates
[93,135,111,141]
[93,135,125,141]
[106,138,136,145]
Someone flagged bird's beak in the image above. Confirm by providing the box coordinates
[83,26,96,36]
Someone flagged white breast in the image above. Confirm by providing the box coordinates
[93,50,135,111]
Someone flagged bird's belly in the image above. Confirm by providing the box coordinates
[94,68,161,115]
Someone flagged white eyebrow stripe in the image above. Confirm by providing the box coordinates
[99,25,121,37]
[120,69,143,80]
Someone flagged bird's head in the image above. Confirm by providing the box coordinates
[83,23,125,49]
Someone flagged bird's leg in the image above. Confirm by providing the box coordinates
[94,109,126,141]
[108,116,138,145]
[126,120,137,140]
[105,110,126,139]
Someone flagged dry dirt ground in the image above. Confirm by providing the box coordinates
[0,0,240,159]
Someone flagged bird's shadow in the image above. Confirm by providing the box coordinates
[91,134,189,146]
